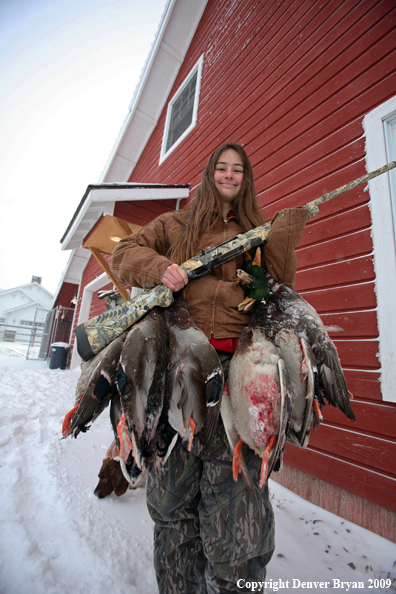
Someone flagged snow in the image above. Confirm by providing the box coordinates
[0,345,395,594]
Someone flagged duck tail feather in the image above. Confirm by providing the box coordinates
[269,360,292,472]
[319,361,356,421]
[206,369,224,407]
[160,432,179,465]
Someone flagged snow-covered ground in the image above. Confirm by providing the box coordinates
[0,343,395,594]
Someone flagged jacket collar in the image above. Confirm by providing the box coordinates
[226,210,239,222]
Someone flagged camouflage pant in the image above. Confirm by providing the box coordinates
[146,352,275,593]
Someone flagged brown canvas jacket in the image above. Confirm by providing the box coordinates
[109,206,309,339]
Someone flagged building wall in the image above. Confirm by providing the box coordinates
[0,284,52,322]
[126,0,396,515]
[114,198,179,226]
[53,282,78,309]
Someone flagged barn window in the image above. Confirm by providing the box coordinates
[363,96,396,403]
[383,112,396,241]
[160,55,203,164]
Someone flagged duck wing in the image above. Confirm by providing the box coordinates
[266,273,356,422]
[296,315,355,420]
[220,381,254,492]
[115,307,168,469]
[267,358,292,476]
[165,294,224,452]
[62,332,127,438]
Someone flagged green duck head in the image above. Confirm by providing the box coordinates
[237,248,270,312]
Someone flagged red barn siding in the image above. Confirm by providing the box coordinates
[89,282,113,319]
[125,0,396,514]
[82,253,109,293]
[53,282,78,309]
[114,199,179,226]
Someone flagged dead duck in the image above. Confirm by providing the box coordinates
[165,293,224,453]
[223,248,328,489]
[264,272,356,424]
[62,331,127,439]
[234,250,355,445]
[114,307,169,471]
[224,295,292,489]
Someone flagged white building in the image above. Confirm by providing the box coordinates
[0,277,53,342]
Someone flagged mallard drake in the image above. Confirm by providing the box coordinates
[62,331,127,439]
[165,293,224,453]
[114,307,168,470]
[224,295,292,489]
[237,250,270,312]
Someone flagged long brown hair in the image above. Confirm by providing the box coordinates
[168,144,264,264]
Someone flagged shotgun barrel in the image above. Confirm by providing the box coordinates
[75,160,396,361]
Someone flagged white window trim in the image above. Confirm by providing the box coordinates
[363,95,396,402]
[159,55,204,165]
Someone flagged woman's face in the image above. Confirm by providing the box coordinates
[213,149,244,210]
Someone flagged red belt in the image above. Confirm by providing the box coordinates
[209,336,238,353]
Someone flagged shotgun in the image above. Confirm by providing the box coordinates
[75,161,396,361]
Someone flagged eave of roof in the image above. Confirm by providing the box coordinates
[100,0,208,183]
[0,283,53,299]
[61,183,190,251]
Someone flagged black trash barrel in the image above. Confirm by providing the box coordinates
[49,342,69,370]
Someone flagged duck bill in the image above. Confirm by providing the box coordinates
[236,269,254,285]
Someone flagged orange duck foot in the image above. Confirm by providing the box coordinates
[259,435,277,489]
[313,399,323,422]
[116,413,134,462]
[232,439,244,481]
[61,404,79,438]
[105,439,120,459]
[187,418,196,451]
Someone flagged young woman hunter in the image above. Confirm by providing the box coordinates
[110,144,309,593]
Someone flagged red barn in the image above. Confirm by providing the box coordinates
[59,0,396,541]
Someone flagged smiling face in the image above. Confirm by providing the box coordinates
[213,148,244,217]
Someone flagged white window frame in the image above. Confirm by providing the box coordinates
[159,55,204,165]
[363,95,396,403]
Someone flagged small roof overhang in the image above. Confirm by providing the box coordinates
[61,182,190,251]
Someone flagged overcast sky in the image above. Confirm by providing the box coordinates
[0,0,168,295]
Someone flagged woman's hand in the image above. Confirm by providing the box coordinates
[161,264,188,292]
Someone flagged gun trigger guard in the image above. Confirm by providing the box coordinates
[187,263,214,280]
